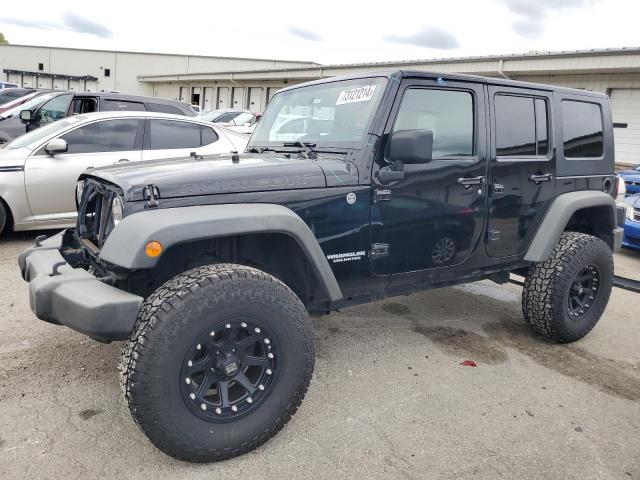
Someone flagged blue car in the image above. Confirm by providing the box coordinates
[619,165,640,195]
[622,194,640,250]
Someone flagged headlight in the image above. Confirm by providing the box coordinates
[112,196,124,225]
[75,181,84,205]
[619,201,634,221]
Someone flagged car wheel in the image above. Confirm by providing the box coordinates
[522,232,613,343]
[0,201,7,235]
[430,235,457,266]
[119,263,314,462]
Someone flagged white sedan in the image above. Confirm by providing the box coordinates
[0,111,248,234]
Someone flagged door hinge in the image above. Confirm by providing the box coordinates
[370,243,390,260]
[375,189,392,202]
[143,184,160,209]
[488,230,501,241]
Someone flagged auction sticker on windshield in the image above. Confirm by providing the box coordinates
[336,85,377,105]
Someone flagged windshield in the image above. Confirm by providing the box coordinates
[4,116,82,150]
[0,93,56,119]
[250,77,387,149]
[233,112,255,125]
[200,110,225,122]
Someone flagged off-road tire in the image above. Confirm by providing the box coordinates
[118,263,315,462]
[522,232,613,343]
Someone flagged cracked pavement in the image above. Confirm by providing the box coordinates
[1,231,639,479]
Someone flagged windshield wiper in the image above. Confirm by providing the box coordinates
[284,141,318,159]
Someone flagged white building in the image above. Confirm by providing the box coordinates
[2,45,640,165]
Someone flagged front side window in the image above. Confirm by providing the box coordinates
[495,94,549,157]
[250,77,388,148]
[561,100,603,158]
[58,119,141,154]
[393,88,474,157]
[148,120,217,149]
[36,93,73,124]
[148,103,184,115]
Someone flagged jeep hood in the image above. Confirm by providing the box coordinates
[82,152,358,201]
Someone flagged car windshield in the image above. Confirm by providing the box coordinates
[200,110,225,122]
[4,116,82,150]
[0,93,56,119]
[232,112,254,125]
[250,77,387,149]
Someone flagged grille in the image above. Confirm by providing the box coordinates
[77,179,119,248]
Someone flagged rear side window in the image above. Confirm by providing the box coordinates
[58,119,142,154]
[102,99,147,112]
[148,103,185,115]
[561,100,603,158]
[393,88,474,157]
[495,94,549,157]
[148,120,218,149]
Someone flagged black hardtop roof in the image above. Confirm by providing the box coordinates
[278,70,608,99]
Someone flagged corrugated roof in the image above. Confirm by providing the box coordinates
[138,46,640,80]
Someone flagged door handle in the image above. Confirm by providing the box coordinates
[457,176,487,188]
[529,173,553,184]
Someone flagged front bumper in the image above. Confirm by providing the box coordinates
[18,230,142,342]
[622,219,640,250]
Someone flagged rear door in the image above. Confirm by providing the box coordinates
[485,86,555,257]
[24,118,143,221]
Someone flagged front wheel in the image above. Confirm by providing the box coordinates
[119,263,315,462]
[522,232,613,343]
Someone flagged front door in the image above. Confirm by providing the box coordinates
[485,86,555,258]
[24,118,143,222]
[371,79,489,276]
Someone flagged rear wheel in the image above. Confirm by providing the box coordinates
[119,263,314,462]
[522,232,613,343]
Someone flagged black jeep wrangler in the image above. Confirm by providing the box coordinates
[19,71,625,462]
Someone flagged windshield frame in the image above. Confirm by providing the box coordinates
[248,75,389,151]
[0,92,59,119]
[4,115,84,150]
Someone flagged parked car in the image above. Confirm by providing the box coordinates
[0,91,62,144]
[0,87,36,106]
[19,71,624,463]
[618,165,640,195]
[199,109,261,135]
[0,111,247,234]
[0,90,51,114]
[0,82,20,90]
[620,193,640,250]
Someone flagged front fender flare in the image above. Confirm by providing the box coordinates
[524,190,617,262]
[99,203,343,302]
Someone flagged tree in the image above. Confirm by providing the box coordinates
[0,32,8,45]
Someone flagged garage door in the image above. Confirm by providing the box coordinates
[217,87,230,109]
[232,87,246,109]
[610,89,640,165]
[248,87,263,112]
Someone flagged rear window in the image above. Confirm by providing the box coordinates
[148,103,185,115]
[495,94,549,157]
[561,100,604,158]
[102,99,147,112]
[148,120,218,149]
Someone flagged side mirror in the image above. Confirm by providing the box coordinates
[19,110,32,123]
[386,129,433,164]
[45,138,68,156]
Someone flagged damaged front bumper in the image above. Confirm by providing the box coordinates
[18,230,142,342]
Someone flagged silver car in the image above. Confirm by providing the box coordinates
[0,111,248,234]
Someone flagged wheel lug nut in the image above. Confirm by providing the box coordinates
[241,322,247,328]
[187,360,193,367]
[215,407,222,415]
[231,405,238,412]
[209,330,215,337]
[259,384,265,390]
[268,352,274,359]
[264,338,270,345]
[247,397,253,404]
[266,369,272,375]
[200,403,207,411]
[225,323,231,329]
[196,344,201,350]
[232,348,236,352]
[254,327,261,334]
[185,378,191,384]
[190,393,195,400]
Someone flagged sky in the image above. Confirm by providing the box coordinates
[0,0,638,65]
